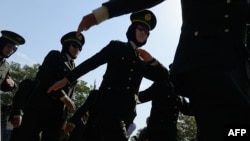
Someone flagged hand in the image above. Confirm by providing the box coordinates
[47,78,69,93]
[11,116,22,128]
[61,96,76,111]
[6,76,15,88]
[64,122,76,134]
[136,48,154,62]
[77,13,98,36]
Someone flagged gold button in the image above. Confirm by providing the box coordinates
[224,29,229,32]
[226,0,231,4]
[132,61,136,63]
[121,57,125,60]
[224,15,229,18]
[128,77,132,80]
[127,86,130,89]
[108,87,111,90]
[194,31,199,36]
[130,69,134,72]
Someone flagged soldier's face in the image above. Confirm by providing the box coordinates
[2,43,17,57]
[68,43,81,59]
[135,25,149,43]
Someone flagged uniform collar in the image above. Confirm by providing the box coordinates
[64,53,74,70]
[129,41,142,58]
[65,53,73,61]
[129,41,139,50]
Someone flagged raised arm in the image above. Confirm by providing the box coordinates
[77,0,165,35]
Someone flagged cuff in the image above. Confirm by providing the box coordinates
[60,95,67,101]
[93,6,109,24]
[67,122,76,128]
[148,58,159,66]
[11,109,24,116]
[14,115,22,118]
[135,94,141,104]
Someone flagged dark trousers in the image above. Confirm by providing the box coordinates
[85,113,128,141]
[171,64,250,141]
[10,127,40,141]
[147,121,178,141]
[100,118,128,141]
[68,123,86,141]
[9,109,64,141]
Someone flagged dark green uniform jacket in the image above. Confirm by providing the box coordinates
[30,50,77,115]
[66,41,168,120]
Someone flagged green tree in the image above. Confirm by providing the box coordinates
[1,62,40,104]
[177,113,197,141]
[9,62,40,84]
[130,113,197,141]
[72,80,91,109]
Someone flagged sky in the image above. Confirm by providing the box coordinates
[1,0,182,137]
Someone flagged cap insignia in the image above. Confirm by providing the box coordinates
[144,14,152,21]
[77,35,82,41]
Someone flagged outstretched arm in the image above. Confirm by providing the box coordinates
[47,77,69,93]
[77,0,165,35]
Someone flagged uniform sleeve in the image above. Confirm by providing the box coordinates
[37,50,67,98]
[68,90,98,124]
[69,103,89,124]
[37,51,61,87]
[144,59,169,82]
[66,41,114,83]
[138,83,156,103]
[102,0,165,19]
[1,62,17,92]
[9,79,37,120]
[1,73,16,92]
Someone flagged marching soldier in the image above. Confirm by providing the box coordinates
[48,10,168,141]
[0,30,25,141]
[0,30,25,91]
[9,31,85,141]
[137,80,193,141]
[64,90,99,141]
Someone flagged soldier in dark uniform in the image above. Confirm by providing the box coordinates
[8,79,40,141]
[9,31,85,141]
[136,117,149,141]
[0,30,25,141]
[66,111,89,141]
[9,78,38,128]
[0,30,25,91]
[75,1,250,140]
[64,90,99,141]
[137,80,193,141]
[48,10,168,141]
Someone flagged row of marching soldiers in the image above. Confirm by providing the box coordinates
[1,9,193,141]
